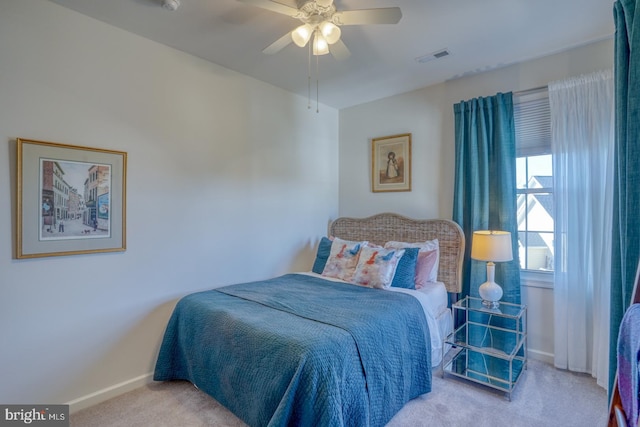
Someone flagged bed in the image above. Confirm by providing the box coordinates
[154,213,464,427]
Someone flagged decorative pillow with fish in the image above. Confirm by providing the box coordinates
[321,237,368,282]
[352,246,405,289]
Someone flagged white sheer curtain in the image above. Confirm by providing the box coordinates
[550,70,614,388]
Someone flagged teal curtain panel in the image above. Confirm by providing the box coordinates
[610,0,640,397]
[452,92,522,383]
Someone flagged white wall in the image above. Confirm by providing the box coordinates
[0,0,338,410]
[338,38,614,362]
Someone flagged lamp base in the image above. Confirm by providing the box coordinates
[478,279,503,309]
[481,299,500,309]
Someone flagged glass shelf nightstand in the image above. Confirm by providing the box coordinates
[442,296,527,400]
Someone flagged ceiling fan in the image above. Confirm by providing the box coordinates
[238,0,402,60]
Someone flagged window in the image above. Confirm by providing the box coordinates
[514,90,553,272]
[517,155,553,271]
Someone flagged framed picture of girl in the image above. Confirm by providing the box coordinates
[371,133,411,192]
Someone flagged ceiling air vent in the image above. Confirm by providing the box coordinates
[416,49,450,64]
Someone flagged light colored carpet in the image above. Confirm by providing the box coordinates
[70,360,607,427]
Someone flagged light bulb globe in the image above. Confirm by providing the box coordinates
[292,24,313,47]
[320,21,341,45]
[313,33,330,55]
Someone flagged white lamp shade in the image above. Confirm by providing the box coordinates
[292,24,313,47]
[471,230,513,262]
[312,32,330,55]
[319,21,341,44]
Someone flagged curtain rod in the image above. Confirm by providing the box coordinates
[513,85,548,96]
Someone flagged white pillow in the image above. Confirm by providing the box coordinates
[352,246,405,289]
[384,239,440,287]
[321,237,367,282]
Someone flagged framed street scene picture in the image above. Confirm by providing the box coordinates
[371,133,411,192]
[16,138,127,259]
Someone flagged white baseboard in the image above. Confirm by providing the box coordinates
[528,348,554,365]
[66,372,154,414]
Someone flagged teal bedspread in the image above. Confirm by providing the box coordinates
[154,273,431,427]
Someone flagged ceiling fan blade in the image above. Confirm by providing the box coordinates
[330,40,351,60]
[238,0,300,17]
[263,32,293,54]
[333,8,402,25]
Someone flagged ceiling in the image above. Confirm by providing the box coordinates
[49,0,614,109]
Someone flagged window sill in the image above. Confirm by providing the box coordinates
[521,270,554,289]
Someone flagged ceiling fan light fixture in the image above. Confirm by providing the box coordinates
[292,24,314,47]
[161,0,180,11]
[315,0,334,8]
[319,21,341,44]
[312,32,330,55]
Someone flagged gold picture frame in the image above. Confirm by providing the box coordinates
[16,138,127,259]
[371,133,411,192]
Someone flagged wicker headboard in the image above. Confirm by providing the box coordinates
[329,213,465,294]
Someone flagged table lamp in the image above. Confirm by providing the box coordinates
[471,230,513,308]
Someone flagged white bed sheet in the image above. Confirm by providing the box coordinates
[300,272,451,367]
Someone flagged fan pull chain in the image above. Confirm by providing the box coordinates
[316,54,320,113]
[307,41,312,110]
